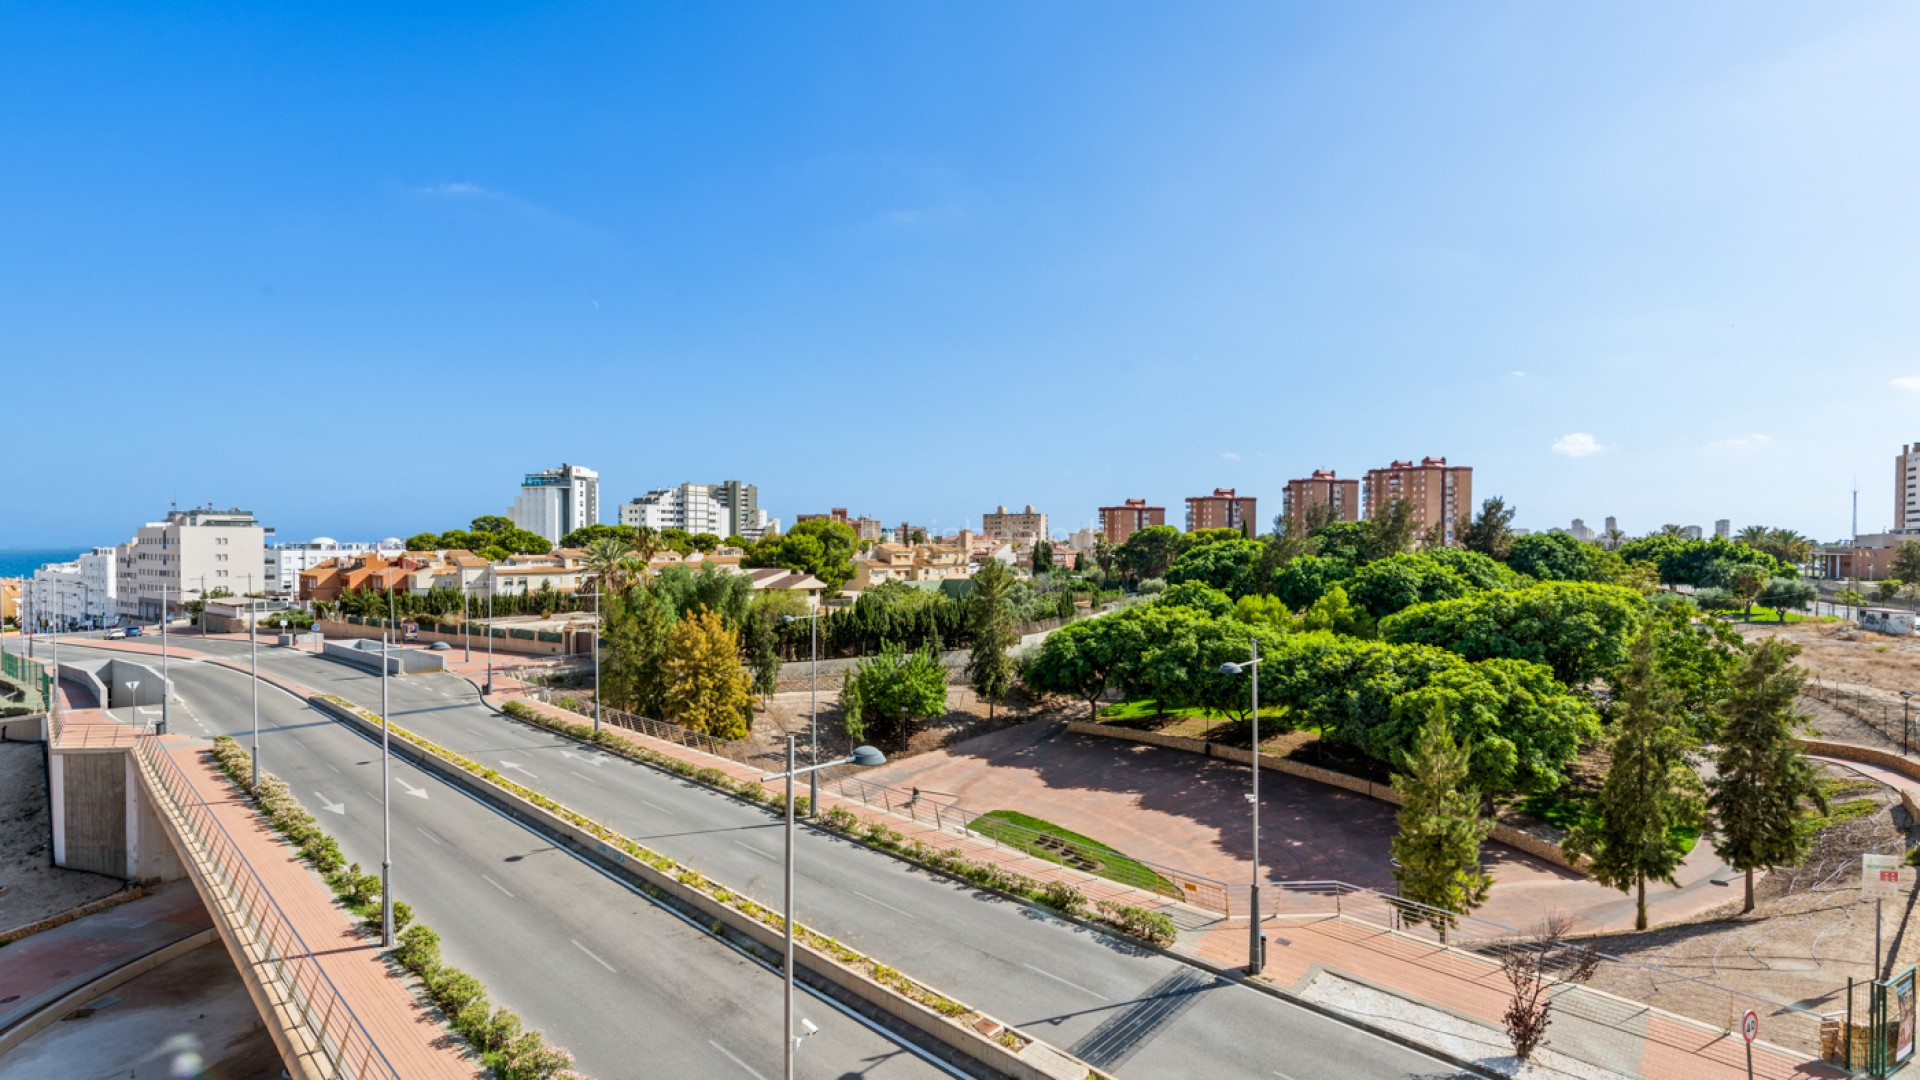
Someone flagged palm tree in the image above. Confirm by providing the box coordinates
[1601,527,1627,550]
[584,536,637,593]
[1658,524,1686,538]
[630,525,662,565]
[1735,524,1770,548]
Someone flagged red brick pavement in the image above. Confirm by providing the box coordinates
[152,736,474,1078]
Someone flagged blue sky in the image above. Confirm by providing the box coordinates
[4,2,1917,547]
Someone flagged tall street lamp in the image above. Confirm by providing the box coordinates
[159,581,170,735]
[463,586,471,663]
[782,612,825,816]
[380,625,395,947]
[1903,690,1914,757]
[1217,639,1266,975]
[484,572,495,696]
[592,585,601,734]
[762,738,887,1080]
[250,597,261,789]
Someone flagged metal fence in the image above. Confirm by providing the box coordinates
[1255,879,1829,1059]
[135,737,400,1080]
[531,690,787,771]
[1806,678,1920,754]
[1,646,51,713]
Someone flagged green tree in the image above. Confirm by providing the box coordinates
[1272,554,1352,612]
[1727,564,1767,621]
[842,643,948,745]
[470,515,514,535]
[1231,593,1295,631]
[1159,581,1234,618]
[1509,532,1611,582]
[582,536,638,592]
[1894,541,1920,584]
[1707,638,1827,913]
[1300,585,1371,637]
[746,519,860,592]
[1567,624,1703,930]
[664,609,751,740]
[1363,500,1417,562]
[1390,710,1494,938]
[600,588,676,718]
[560,523,638,550]
[910,529,929,544]
[1022,617,1126,717]
[743,607,783,705]
[1458,497,1517,560]
[1117,525,1191,584]
[1345,553,1474,620]
[1837,585,1865,620]
[404,532,441,551]
[1166,538,1263,598]
[1031,538,1054,576]
[1756,577,1817,622]
[965,559,1018,717]
[1379,582,1647,687]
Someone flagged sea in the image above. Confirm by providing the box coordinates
[0,549,85,579]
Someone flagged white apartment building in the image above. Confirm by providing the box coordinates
[265,537,405,595]
[116,506,270,620]
[620,480,778,540]
[508,463,599,546]
[25,547,120,629]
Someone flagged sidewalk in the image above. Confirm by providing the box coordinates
[490,690,1841,1080]
[0,881,210,1042]
[150,734,474,1078]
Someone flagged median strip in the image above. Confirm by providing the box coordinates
[310,694,1109,1080]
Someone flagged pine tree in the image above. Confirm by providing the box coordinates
[1708,638,1827,913]
[1390,709,1493,938]
[1568,623,1703,930]
[966,559,1018,718]
[601,587,676,718]
[665,609,752,740]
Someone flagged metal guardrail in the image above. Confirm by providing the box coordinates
[135,737,401,1080]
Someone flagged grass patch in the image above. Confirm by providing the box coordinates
[1707,606,1809,624]
[969,810,1175,895]
[1097,698,1237,724]
[1519,791,1699,857]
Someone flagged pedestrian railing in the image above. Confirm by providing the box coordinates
[135,737,401,1080]
[530,690,788,770]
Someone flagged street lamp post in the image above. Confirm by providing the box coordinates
[1217,639,1265,975]
[761,738,887,1080]
[159,581,170,735]
[593,586,601,734]
[484,573,494,696]
[250,598,260,789]
[1903,691,1914,757]
[463,587,471,663]
[380,627,394,947]
[782,612,825,815]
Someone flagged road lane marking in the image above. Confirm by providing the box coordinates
[481,874,515,898]
[396,776,429,799]
[638,798,676,817]
[567,769,597,785]
[851,890,918,920]
[500,760,537,778]
[733,841,777,862]
[708,1041,769,1080]
[323,762,341,774]
[570,938,616,973]
[1021,963,1109,1001]
[414,826,444,847]
[314,792,346,815]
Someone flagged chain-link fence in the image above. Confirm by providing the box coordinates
[1,647,50,714]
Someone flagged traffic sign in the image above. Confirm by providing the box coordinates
[1742,1009,1758,1044]
[1866,854,1905,897]
[404,621,419,642]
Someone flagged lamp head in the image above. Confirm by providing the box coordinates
[1217,661,1244,675]
[848,745,887,767]
[782,615,797,624]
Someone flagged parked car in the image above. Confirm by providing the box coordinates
[106,628,127,640]
[125,626,143,637]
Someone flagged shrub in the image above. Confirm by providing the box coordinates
[500,1031,577,1080]
[395,924,441,974]
[821,806,861,832]
[1040,880,1087,916]
[430,969,489,1015]
[1095,901,1178,946]
[480,1007,523,1053]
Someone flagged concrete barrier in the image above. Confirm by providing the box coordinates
[320,639,444,676]
[1065,720,1591,873]
[308,694,1095,1080]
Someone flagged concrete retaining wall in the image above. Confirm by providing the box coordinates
[316,619,579,657]
[102,659,169,710]
[320,639,444,675]
[1065,721,1590,873]
[308,694,1090,1080]
[54,751,127,878]
[1799,738,1920,821]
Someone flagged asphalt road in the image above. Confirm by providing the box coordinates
[130,635,1476,1080]
[39,639,948,1080]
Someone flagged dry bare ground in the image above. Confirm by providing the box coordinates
[750,685,1080,762]
[0,741,126,931]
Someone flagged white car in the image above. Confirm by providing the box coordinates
[106,628,127,640]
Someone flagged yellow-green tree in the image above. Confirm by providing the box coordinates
[665,609,751,740]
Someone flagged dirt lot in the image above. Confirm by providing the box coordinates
[750,684,1080,761]
[0,741,127,931]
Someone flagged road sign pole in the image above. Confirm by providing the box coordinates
[1880,898,1885,982]
[1742,1009,1758,1080]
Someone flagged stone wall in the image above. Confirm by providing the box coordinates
[1064,720,1590,873]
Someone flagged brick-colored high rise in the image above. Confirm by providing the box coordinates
[1363,457,1472,545]
[1282,470,1360,526]
[1099,499,1165,545]
[1185,488,1257,538]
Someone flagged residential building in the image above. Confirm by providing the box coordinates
[1281,471,1360,526]
[796,508,887,542]
[739,568,826,610]
[1185,488,1257,538]
[1680,525,1703,540]
[1098,499,1165,545]
[982,505,1050,542]
[1067,527,1099,551]
[1714,519,1731,539]
[265,537,405,596]
[862,543,972,584]
[116,506,270,620]
[1363,458,1471,545]
[1,578,19,628]
[1568,519,1595,542]
[507,463,599,546]
[27,548,119,629]
[621,483,728,535]
[1605,516,1619,536]
[1900,443,1920,531]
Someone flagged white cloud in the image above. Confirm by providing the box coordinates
[1221,451,1243,461]
[1892,376,1920,392]
[1550,433,1606,458]
[1707,433,1773,450]
[1509,371,1526,379]
[413,182,502,199]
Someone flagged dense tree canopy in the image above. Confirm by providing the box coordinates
[406,515,552,559]
[1157,581,1235,618]
[1345,553,1476,620]
[1116,525,1192,584]
[1508,532,1616,583]
[745,519,859,591]
[1378,581,1647,687]
[1614,535,1792,588]
[1165,538,1263,598]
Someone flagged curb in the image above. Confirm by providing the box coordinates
[0,926,218,1057]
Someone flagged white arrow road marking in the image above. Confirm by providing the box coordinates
[500,760,537,778]
[314,792,345,815]
[396,777,428,799]
[560,750,604,767]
